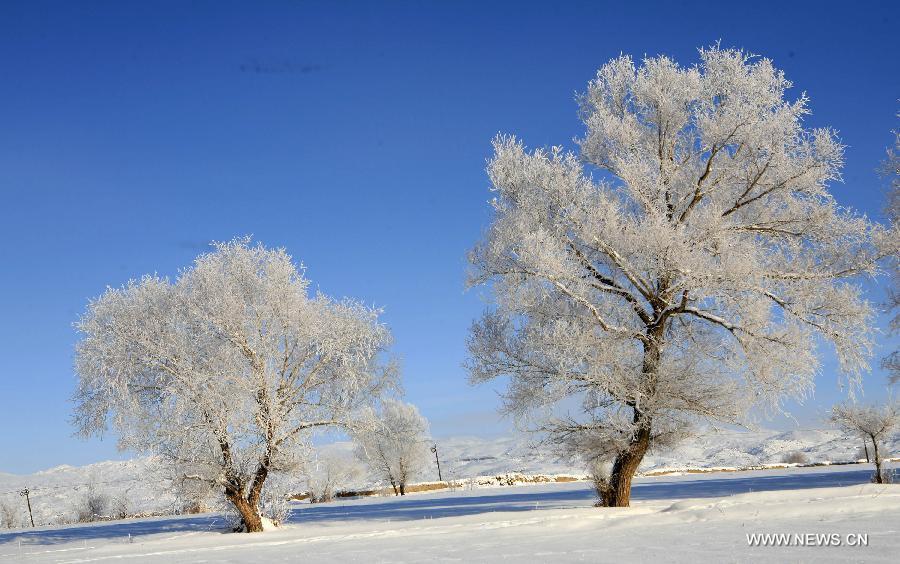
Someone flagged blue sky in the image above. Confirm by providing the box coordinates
[0,1,897,474]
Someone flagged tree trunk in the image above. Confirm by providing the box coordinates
[598,324,661,507]
[871,436,883,484]
[226,460,271,533]
[863,440,870,463]
[399,483,406,496]
[602,419,652,507]
[247,462,269,517]
[226,491,264,533]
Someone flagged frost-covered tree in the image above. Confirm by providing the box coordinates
[353,399,430,495]
[467,47,896,507]
[831,402,899,483]
[0,499,18,529]
[304,450,363,503]
[73,238,396,532]
[75,482,109,523]
[111,489,131,520]
[165,460,219,514]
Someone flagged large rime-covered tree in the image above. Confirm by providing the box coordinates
[467,47,896,507]
[74,239,396,532]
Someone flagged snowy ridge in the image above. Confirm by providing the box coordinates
[413,428,899,481]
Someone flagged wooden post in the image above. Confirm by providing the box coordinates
[430,445,443,482]
[19,488,35,527]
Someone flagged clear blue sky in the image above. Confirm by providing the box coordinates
[0,1,897,474]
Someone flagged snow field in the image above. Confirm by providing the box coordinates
[1,464,897,563]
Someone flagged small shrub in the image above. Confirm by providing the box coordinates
[262,494,290,526]
[588,459,612,506]
[304,452,362,504]
[872,466,895,484]
[0,500,18,529]
[309,487,334,504]
[180,499,211,514]
[76,483,108,523]
[111,491,130,520]
[781,451,809,465]
[169,467,218,515]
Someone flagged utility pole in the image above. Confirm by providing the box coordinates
[430,444,443,482]
[19,488,35,527]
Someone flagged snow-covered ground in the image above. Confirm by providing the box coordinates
[1,465,897,563]
[1,427,897,528]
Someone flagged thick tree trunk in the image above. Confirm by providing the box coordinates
[399,483,406,496]
[224,461,270,533]
[598,323,662,507]
[226,491,264,532]
[602,418,652,507]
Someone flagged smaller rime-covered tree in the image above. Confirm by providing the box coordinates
[467,46,897,507]
[75,481,109,523]
[831,402,900,483]
[304,450,363,503]
[353,400,431,495]
[73,238,396,532]
[166,459,220,514]
[0,499,18,529]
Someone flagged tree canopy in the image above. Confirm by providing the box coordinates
[74,238,396,531]
[467,46,896,506]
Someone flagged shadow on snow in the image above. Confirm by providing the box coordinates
[287,468,875,523]
[0,467,879,546]
[0,513,229,547]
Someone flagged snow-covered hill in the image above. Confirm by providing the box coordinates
[1,428,896,527]
[418,428,898,480]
